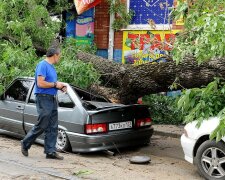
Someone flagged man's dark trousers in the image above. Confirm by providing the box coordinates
[22,94,58,154]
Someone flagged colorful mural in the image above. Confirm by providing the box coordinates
[66,8,94,45]
[75,16,94,45]
[122,30,180,64]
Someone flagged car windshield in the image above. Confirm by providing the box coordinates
[71,86,109,102]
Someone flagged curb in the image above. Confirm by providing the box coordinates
[153,130,182,138]
[152,125,184,138]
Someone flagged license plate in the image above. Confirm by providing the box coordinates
[109,121,132,131]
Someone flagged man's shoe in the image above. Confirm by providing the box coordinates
[46,152,64,160]
[21,140,28,157]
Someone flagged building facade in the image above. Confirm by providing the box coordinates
[67,0,184,64]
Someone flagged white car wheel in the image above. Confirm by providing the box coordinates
[56,129,71,152]
[196,140,225,180]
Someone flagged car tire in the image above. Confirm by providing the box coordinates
[196,140,225,180]
[56,129,71,152]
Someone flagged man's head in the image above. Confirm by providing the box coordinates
[46,46,61,64]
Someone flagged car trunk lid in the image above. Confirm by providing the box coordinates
[85,104,151,134]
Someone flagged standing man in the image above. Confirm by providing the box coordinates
[21,46,66,160]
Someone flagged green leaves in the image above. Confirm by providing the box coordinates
[178,78,225,141]
[56,38,100,89]
[172,0,225,64]
[210,118,225,142]
[107,0,134,31]
[170,0,188,21]
[0,43,38,93]
[0,0,61,51]
[143,94,184,125]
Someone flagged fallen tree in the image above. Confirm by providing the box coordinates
[77,51,225,104]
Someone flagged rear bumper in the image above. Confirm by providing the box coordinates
[67,127,154,153]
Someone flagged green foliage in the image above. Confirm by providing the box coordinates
[0,0,61,92]
[172,0,225,64]
[0,0,61,49]
[107,0,134,31]
[0,43,38,93]
[170,0,188,21]
[47,0,73,14]
[143,94,184,125]
[177,78,225,141]
[57,38,100,89]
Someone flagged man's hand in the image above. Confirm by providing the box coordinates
[56,82,67,92]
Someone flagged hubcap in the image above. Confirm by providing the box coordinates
[56,129,67,150]
[201,147,225,178]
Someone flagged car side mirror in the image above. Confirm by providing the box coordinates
[0,94,5,100]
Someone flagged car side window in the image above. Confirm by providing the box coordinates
[28,86,35,104]
[57,90,74,108]
[4,80,32,102]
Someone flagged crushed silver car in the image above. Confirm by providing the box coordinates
[0,77,154,153]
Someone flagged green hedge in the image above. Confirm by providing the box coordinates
[143,94,184,125]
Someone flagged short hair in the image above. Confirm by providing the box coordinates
[46,46,60,57]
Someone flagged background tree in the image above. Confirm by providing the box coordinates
[172,0,225,64]
[0,0,99,92]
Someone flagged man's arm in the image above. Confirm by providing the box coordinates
[37,76,66,91]
[37,76,55,88]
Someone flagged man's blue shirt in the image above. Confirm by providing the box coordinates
[34,60,57,95]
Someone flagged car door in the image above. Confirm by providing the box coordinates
[23,84,38,132]
[57,90,78,130]
[0,79,33,135]
[23,88,77,134]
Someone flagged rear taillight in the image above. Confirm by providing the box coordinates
[135,117,152,127]
[85,123,107,134]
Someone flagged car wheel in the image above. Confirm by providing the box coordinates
[56,129,71,152]
[196,140,225,180]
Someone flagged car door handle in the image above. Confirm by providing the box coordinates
[16,106,24,110]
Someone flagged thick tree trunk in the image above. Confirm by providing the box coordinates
[77,51,225,104]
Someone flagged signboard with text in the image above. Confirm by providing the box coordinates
[122,30,180,65]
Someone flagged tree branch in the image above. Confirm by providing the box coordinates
[1,35,46,53]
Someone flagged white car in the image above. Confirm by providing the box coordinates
[181,117,225,180]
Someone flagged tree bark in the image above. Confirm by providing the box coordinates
[77,51,225,104]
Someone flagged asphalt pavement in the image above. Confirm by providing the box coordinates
[0,131,202,180]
